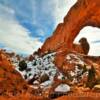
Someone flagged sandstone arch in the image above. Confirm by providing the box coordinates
[40,0,100,55]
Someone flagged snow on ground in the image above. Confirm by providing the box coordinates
[11,52,88,92]
[66,53,85,65]
[14,52,60,88]
[55,84,70,92]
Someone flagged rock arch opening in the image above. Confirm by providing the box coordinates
[74,26,100,56]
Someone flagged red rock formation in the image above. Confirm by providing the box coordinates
[40,0,100,55]
[0,50,47,100]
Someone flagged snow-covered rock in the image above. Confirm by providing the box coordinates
[11,52,90,91]
[13,52,60,89]
[66,53,85,65]
[55,84,70,93]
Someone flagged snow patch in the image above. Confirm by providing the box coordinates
[55,84,70,92]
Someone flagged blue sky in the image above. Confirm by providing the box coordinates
[0,0,100,55]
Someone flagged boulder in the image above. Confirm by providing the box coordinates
[40,73,49,83]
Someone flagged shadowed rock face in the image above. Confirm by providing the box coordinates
[40,0,100,55]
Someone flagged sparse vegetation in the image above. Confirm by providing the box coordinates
[86,66,96,89]
[33,61,37,66]
[19,60,27,71]
[82,64,87,74]
[62,76,65,80]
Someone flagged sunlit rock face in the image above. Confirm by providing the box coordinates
[40,0,100,55]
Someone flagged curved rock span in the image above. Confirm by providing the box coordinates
[40,0,100,55]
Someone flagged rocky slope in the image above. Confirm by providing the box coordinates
[0,49,100,100]
[14,51,100,99]
[0,50,48,100]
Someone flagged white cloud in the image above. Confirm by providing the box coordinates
[31,0,77,35]
[51,0,77,26]
[0,4,42,54]
[75,26,100,56]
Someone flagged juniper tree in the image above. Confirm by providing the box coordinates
[86,66,96,89]
[19,60,27,71]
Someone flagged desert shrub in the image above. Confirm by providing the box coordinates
[62,76,65,80]
[86,66,96,89]
[82,64,87,74]
[19,60,27,71]
[33,61,37,66]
